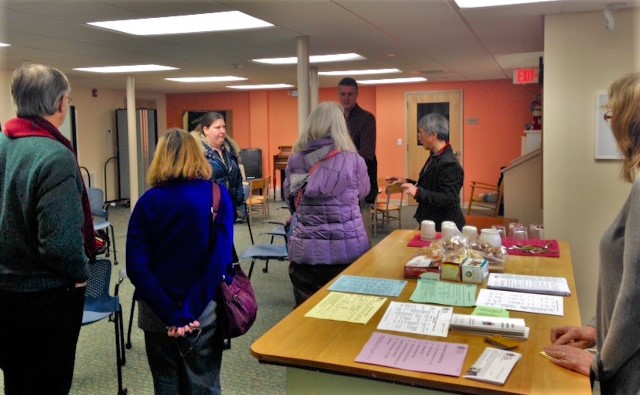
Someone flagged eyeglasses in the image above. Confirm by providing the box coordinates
[604,111,612,122]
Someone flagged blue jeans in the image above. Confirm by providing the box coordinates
[144,301,223,395]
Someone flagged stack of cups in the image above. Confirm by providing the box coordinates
[420,220,436,240]
[462,225,479,243]
[441,221,459,242]
[529,224,544,239]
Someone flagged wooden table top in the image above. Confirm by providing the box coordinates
[251,230,592,394]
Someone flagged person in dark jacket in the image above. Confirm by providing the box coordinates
[387,113,465,231]
[0,63,95,394]
[284,102,371,307]
[193,112,245,220]
[126,128,235,394]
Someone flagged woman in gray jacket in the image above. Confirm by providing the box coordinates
[284,102,371,307]
[544,72,640,394]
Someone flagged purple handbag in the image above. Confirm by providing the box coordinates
[217,264,258,339]
[211,182,258,340]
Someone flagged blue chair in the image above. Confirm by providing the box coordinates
[87,187,118,265]
[82,259,127,395]
[240,222,289,279]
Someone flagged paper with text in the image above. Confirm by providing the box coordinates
[304,292,387,324]
[487,273,571,296]
[410,278,477,306]
[328,275,407,297]
[472,305,510,318]
[377,301,453,337]
[464,347,522,385]
[356,332,468,376]
[475,289,564,316]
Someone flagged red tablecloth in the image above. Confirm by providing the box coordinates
[502,238,560,258]
[407,232,442,247]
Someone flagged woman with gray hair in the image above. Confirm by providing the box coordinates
[387,112,465,231]
[284,102,371,306]
[0,64,95,394]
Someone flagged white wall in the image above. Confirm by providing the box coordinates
[0,70,166,201]
[544,9,639,323]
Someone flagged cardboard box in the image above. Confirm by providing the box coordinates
[404,256,440,279]
[440,262,461,282]
[461,258,489,284]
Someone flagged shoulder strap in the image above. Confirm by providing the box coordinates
[294,149,340,209]
[211,182,221,222]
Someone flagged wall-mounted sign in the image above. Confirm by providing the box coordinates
[513,68,539,84]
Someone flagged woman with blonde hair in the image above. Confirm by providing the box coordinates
[544,73,640,393]
[284,102,371,306]
[126,128,235,394]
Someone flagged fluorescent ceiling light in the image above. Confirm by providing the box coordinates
[87,11,273,36]
[253,53,365,65]
[227,84,294,90]
[357,77,427,85]
[319,68,401,76]
[74,65,178,73]
[166,76,247,83]
[454,0,558,8]
[0,43,10,47]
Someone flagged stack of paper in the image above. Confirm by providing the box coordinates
[449,314,529,340]
[487,273,571,296]
[464,347,522,385]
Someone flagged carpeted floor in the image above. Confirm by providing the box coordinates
[0,199,418,395]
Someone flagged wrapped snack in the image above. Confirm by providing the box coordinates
[467,242,507,273]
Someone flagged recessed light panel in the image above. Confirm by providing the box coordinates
[88,11,273,36]
[227,84,294,90]
[253,53,365,65]
[319,68,400,76]
[454,0,558,8]
[74,65,178,73]
[357,77,427,85]
[166,76,247,83]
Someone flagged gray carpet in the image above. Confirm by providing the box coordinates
[0,200,418,395]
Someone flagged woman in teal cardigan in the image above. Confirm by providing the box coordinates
[126,129,235,394]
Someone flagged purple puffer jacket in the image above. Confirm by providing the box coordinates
[284,138,371,265]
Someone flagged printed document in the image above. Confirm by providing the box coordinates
[356,332,468,377]
[410,278,477,306]
[487,273,571,296]
[377,301,453,337]
[304,292,387,324]
[464,347,522,385]
[328,275,407,297]
[476,289,564,316]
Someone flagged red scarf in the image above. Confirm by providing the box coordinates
[4,117,97,258]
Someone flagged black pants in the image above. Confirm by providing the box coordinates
[289,262,350,307]
[0,285,85,395]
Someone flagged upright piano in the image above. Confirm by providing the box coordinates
[272,145,292,201]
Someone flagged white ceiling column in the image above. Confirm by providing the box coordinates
[126,75,139,209]
[310,66,319,111]
[296,36,310,135]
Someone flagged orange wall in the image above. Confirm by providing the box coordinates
[167,80,540,202]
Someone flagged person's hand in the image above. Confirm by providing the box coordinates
[167,320,201,338]
[543,344,593,377]
[401,183,417,198]
[551,325,596,348]
[386,176,406,185]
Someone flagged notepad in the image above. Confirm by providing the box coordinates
[464,347,522,385]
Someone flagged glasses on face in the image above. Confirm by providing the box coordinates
[604,111,612,123]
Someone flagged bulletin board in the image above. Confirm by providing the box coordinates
[595,92,622,160]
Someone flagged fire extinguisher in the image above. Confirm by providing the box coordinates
[531,94,542,130]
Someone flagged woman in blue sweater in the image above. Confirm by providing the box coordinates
[126,128,234,394]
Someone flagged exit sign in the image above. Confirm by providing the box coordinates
[513,68,539,84]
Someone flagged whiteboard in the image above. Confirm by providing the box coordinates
[595,92,622,160]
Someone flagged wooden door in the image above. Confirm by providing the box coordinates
[406,91,463,204]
